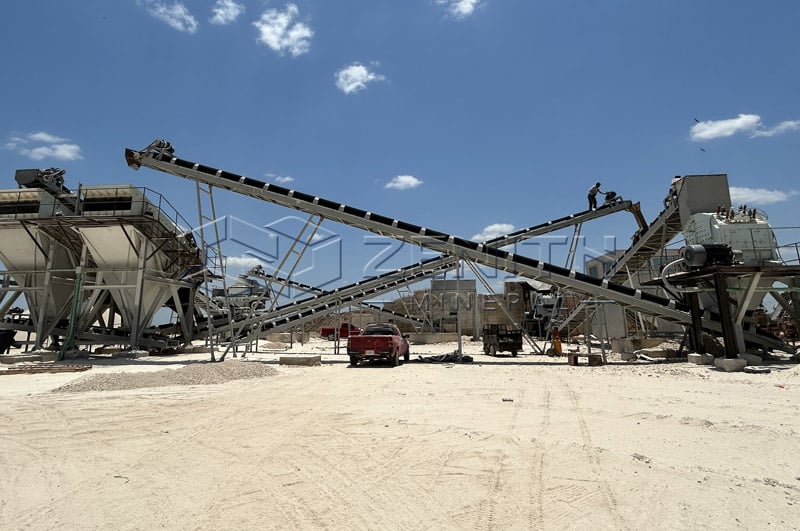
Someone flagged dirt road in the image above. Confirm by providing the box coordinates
[1,354,799,529]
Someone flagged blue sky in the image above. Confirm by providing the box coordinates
[2,1,799,291]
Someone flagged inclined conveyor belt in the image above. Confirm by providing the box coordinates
[244,270,427,326]
[209,200,639,336]
[125,142,786,350]
[199,255,457,337]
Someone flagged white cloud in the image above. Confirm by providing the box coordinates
[4,136,25,150]
[437,0,482,19]
[472,223,514,242]
[6,132,83,161]
[690,114,761,141]
[253,4,313,57]
[691,114,800,141]
[729,186,797,206]
[335,63,385,94]
[226,255,265,270]
[752,120,800,138]
[28,131,67,143]
[385,175,423,190]
[210,0,244,25]
[24,144,83,161]
[144,1,199,33]
[265,173,294,184]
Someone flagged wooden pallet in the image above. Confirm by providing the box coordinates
[0,363,92,375]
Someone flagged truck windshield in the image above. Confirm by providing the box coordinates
[364,327,394,335]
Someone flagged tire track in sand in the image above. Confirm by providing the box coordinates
[474,388,524,531]
[527,383,550,529]
[200,401,328,530]
[11,395,233,530]
[561,378,626,530]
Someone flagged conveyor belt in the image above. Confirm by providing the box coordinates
[244,269,427,326]
[482,199,637,248]
[125,142,788,351]
[243,197,639,328]
[208,202,640,343]
[221,256,456,335]
[191,260,446,339]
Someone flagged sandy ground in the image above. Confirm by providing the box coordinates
[2,337,800,530]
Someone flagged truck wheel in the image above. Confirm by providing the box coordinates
[391,351,399,367]
[511,350,518,357]
[404,349,410,362]
[349,355,358,367]
[327,333,335,341]
[489,345,497,356]
[483,347,489,355]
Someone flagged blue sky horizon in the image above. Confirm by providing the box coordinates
[2,1,799,292]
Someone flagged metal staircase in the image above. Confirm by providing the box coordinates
[559,198,683,335]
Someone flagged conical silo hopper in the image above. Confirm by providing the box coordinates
[0,188,80,339]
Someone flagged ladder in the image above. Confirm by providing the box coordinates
[195,182,235,361]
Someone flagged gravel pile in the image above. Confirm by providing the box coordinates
[52,361,278,393]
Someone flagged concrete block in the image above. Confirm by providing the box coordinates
[620,351,637,361]
[279,355,321,367]
[688,353,714,365]
[714,357,747,372]
[265,332,309,343]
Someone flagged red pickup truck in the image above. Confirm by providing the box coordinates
[320,323,362,341]
[347,322,410,367]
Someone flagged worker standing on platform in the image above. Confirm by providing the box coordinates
[587,182,604,210]
[663,175,682,208]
